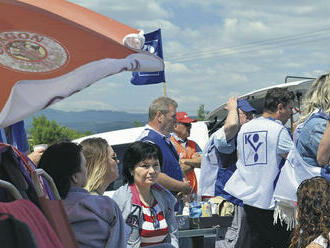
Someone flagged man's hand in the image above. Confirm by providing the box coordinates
[180,179,192,195]
[180,155,202,170]
[28,149,45,165]
[224,96,240,141]
[191,152,201,159]
[179,159,194,174]
[225,96,238,112]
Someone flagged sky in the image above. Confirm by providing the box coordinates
[52,0,330,115]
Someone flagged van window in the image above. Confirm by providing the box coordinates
[106,143,132,191]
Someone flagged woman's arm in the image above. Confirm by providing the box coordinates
[165,205,179,248]
[317,121,330,166]
[104,199,127,248]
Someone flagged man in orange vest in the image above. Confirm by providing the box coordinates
[170,112,202,193]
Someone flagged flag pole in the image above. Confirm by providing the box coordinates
[163,82,167,96]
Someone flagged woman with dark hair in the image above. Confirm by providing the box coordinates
[112,141,178,248]
[289,177,329,248]
[38,141,126,248]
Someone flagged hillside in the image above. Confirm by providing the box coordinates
[24,109,148,134]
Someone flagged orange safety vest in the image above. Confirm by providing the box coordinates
[170,136,198,193]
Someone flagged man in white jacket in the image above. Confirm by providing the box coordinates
[224,87,295,248]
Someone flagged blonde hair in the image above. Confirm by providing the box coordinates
[298,73,330,124]
[80,138,109,192]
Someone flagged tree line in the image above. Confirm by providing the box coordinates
[29,104,208,148]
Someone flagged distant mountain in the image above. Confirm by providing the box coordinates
[24,108,148,134]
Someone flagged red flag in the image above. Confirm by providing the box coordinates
[0,0,163,128]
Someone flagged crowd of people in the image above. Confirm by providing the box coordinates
[0,73,329,248]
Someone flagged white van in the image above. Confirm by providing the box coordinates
[74,121,209,190]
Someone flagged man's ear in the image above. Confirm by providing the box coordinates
[155,111,163,122]
[278,103,284,112]
[71,174,78,184]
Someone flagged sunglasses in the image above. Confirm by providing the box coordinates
[242,111,254,120]
[111,153,118,161]
[179,123,192,128]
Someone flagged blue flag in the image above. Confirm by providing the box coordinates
[131,29,165,85]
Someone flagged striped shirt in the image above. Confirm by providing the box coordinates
[140,200,168,247]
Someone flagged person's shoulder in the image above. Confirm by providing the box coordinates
[203,132,218,152]
[138,128,161,143]
[152,183,176,207]
[64,188,89,204]
[305,116,327,129]
[112,184,131,205]
[112,184,130,196]
[81,193,118,212]
[259,117,286,130]
[65,191,119,224]
[152,183,169,193]
[138,127,150,140]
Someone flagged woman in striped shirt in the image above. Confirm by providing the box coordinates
[113,141,179,248]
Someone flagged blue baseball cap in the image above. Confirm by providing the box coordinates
[237,99,256,112]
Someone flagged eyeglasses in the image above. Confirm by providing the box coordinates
[111,154,118,161]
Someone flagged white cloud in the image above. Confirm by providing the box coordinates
[224,18,238,29]
[165,61,191,73]
[52,100,118,111]
[248,21,268,32]
[135,19,181,36]
[294,6,317,15]
[165,41,190,57]
[230,73,249,83]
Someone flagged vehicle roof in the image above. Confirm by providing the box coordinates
[74,121,209,150]
[206,79,314,123]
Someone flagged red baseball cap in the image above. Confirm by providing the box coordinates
[176,112,197,124]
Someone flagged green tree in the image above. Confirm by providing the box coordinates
[29,115,91,146]
[133,120,144,127]
[197,104,208,121]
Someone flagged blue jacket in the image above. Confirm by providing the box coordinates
[296,111,328,167]
[63,187,126,248]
